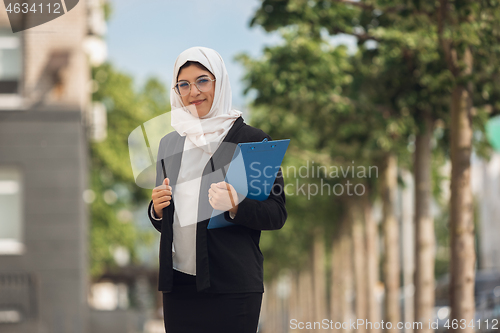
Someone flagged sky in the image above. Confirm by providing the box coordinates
[106,0,283,110]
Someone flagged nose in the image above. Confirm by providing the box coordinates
[190,82,201,97]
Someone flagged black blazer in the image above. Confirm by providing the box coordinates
[147,116,287,293]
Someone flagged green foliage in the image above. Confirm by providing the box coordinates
[102,0,113,22]
[243,0,500,280]
[89,63,169,278]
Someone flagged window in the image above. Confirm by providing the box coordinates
[0,272,36,323]
[0,27,23,109]
[0,167,24,255]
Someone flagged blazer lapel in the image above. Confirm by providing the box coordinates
[161,135,185,189]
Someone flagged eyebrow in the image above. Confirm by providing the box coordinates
[178,74,210,82]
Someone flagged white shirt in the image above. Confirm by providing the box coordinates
[151,165,235,275]
[150,187,236,277]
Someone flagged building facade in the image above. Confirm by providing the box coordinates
[0,1,103,332]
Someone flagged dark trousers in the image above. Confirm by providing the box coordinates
[162,269,263,333]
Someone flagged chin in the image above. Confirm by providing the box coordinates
[197,108,210,118]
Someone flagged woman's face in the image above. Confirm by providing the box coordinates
[177,64,215,118]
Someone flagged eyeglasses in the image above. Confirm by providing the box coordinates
[173,76,216,96]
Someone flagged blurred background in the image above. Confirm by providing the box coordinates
[0,0,499,332]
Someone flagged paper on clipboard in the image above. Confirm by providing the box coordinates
[207,138,290,229]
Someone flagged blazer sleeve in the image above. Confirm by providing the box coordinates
[147,138,166,233]
[148,199,162,233]
[223,166,287,231]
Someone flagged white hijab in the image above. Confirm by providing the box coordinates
[171,46,242,154]
[170,47,241,230]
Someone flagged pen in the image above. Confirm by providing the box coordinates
[161,158,167,180]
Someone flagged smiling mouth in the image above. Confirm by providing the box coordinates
[191,100,205,105]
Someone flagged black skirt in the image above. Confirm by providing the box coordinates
[162,269,263,333]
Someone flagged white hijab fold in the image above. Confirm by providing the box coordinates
[170,47,241,238]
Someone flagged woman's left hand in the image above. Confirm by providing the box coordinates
[208,181,239,215]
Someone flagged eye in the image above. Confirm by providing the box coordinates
[178,81,189,88]
[197,77,210,84]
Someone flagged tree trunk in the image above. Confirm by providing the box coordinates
[350,198,367,333]
[449,47,475,333]
[312,228,327,332]
[261,282,270,332]
[331,228,343,327]
[265,280,277,333]
[341,213,355,333]
[289,271,300,331]
[414,111,436,331]
[401,169,415,333]
[299,269,315,333]
[381,153,400,330]
[363,193,381,333]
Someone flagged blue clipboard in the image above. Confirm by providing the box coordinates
[207,138,290,229]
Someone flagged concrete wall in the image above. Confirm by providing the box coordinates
[0,0,92,331]
[0,110,89,333]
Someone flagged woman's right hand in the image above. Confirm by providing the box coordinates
[152,178,172,219]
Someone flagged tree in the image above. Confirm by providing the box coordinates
[435,1,500,327]
[89,63,169,277]
[246,12,420,332]
[237,26,414,330]
[248,2,500,331]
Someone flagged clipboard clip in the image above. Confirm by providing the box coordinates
[239,138,268,147]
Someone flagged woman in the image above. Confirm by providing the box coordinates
[147,46,287,333]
